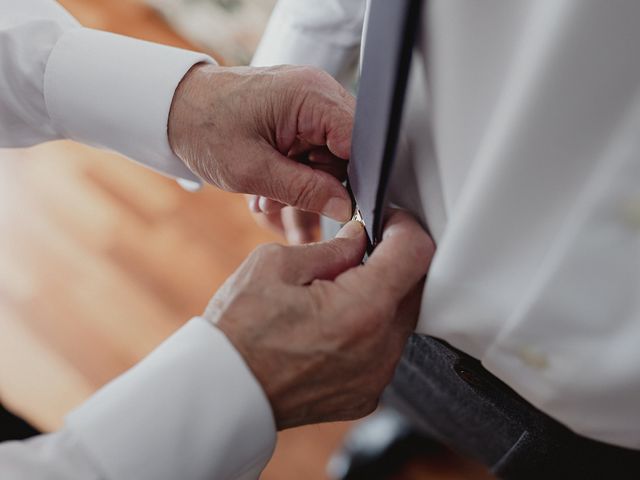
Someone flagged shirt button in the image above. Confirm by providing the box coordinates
[516,346,549,370]
[620,198,640,227]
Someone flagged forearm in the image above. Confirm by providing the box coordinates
[0,431,102,480]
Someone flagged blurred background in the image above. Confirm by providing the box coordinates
[0,1,489,478]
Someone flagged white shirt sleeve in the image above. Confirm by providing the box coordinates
[251,0,366,82]
[0,0,213,182]
[0,318,277,480]
[0,431,101,480]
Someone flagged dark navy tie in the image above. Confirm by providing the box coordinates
[347,0,423,252]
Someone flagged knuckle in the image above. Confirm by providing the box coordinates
[291,66,338,96]
[252,242,287,264]
[297,65,325,83]
[291,176,322,210]
[263,172,289,203]
[411,233,436,267]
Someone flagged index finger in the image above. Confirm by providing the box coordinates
[296,80,355,161]
[336,210,435,305]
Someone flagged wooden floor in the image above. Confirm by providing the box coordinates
[0,1,492,478]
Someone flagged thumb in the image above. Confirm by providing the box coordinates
[256,146,352,222]
[282,221,367,285]
[337,210,434,308]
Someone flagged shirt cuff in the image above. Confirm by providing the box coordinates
[44,27,212,183]
[66,317,276,480]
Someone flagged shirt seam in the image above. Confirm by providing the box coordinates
[42,25,84,139]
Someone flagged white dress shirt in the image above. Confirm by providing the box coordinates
[1,1,276,478]
[254,0,640,449]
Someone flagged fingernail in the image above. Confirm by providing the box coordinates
[248,196,261,213]
[322,197,352,222]
[336,220,364,239]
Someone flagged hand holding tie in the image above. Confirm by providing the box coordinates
[205,210,434,429]
[168,63,354,223]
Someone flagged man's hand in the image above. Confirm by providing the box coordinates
[204,210,435,429]
[169,64,354,223]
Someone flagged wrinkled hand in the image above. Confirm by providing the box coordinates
[204,210,435,429]
[169,63,354,222]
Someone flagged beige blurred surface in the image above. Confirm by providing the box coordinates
[0,1,492,478]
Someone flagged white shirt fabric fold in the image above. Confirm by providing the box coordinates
[0,0,206,181]
[251,0,365,83]
[254,0,640,449]
[1,1,277,478]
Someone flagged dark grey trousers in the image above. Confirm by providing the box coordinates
[384,334,640,479]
